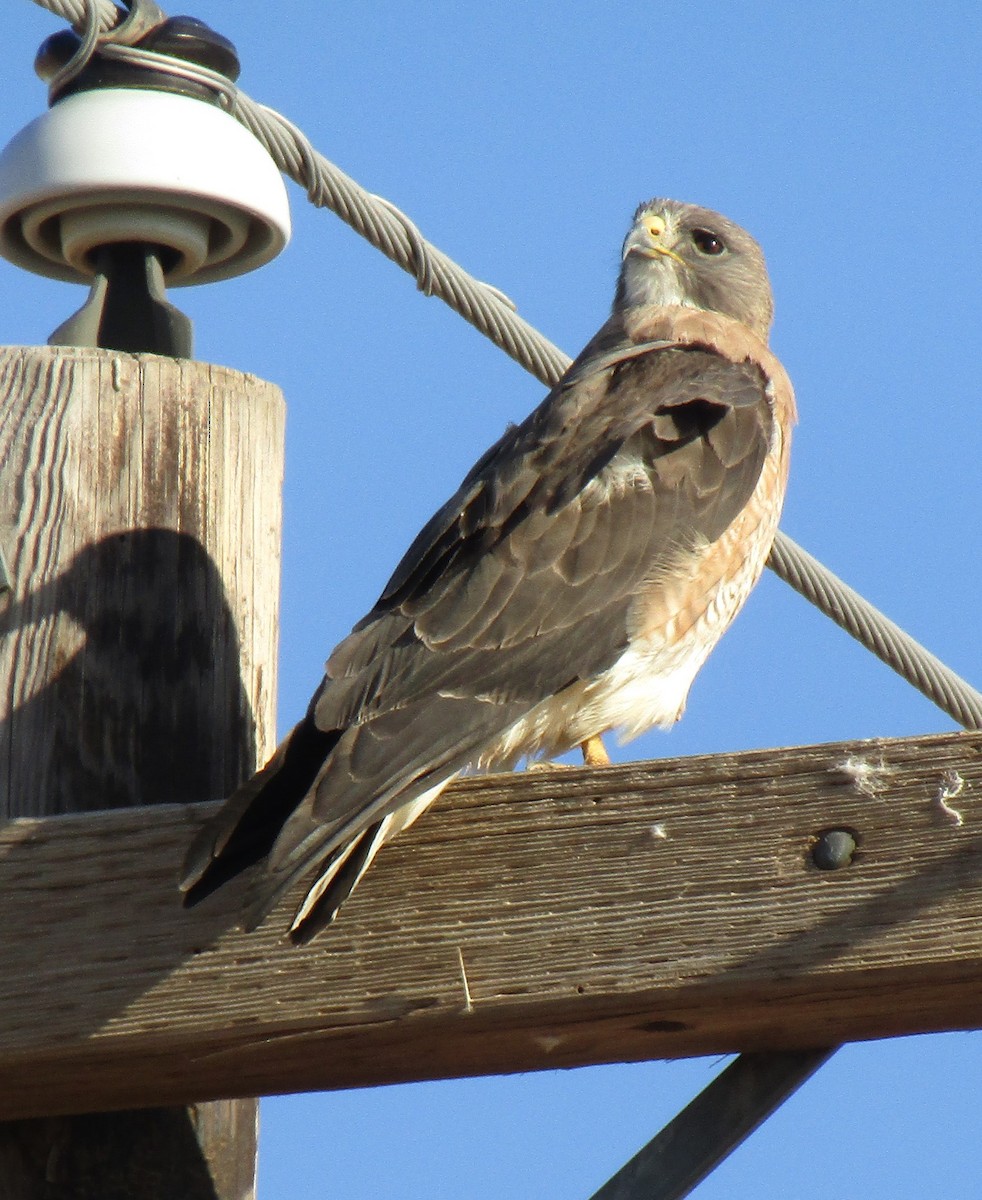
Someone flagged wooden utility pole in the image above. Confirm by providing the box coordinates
[0,345,284,1197]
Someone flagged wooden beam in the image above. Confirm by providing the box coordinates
[1,729,980,1119]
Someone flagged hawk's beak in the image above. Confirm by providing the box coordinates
[622,215,687,268]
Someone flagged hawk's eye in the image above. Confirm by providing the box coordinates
[691,228,726,256]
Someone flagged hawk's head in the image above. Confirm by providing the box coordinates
[616,199,774,339]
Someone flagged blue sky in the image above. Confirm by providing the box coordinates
[3,1,982,1196]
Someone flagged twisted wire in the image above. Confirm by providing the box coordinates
[42,0,99,95]
[31,0,119,33]
[23,0,982,731]
[230,92,571,384]
[768,534,982,730]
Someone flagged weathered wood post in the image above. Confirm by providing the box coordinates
[0,345,284,1197]
[0,8,291,1190]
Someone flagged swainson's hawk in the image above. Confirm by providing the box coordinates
[181,198,796,942]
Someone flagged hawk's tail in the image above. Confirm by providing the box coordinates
[269,780,451,944]
[179,714,340,909]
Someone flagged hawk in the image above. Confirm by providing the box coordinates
[181,198,796,943]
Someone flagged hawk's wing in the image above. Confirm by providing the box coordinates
[241,327,776,903]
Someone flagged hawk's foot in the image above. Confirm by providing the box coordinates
[580,734,611,767]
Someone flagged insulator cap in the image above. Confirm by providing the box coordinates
[36,17,241,104]
[0,88,290,286]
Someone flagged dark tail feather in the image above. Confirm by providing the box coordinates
[287,821,385,945]
[180,714,340,907]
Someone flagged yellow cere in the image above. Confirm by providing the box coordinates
[640,212,686,267]
[643,213,667,239]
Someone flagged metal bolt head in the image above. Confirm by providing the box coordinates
[811,829,857,870]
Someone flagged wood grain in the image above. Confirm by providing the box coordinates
[0,729,979,1120]
[0,346,284,1191]
[0,347,283,815]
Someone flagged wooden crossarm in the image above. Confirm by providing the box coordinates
[2,730,981,1120]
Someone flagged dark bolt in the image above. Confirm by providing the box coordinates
[811,829,857,870]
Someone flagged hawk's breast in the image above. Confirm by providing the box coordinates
[482,377,791,767]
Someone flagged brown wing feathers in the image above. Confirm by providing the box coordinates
[181,324,775,931]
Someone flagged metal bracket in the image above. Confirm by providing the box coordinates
[49,243,193,357]
[587,1048,835,1200]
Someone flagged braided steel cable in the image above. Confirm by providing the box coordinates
[31,0,118,32]
[768,534,982,730]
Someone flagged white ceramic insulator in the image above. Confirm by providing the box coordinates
[0,87,290,285]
